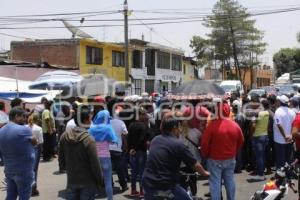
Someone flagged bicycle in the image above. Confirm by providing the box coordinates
[150,172,203,200]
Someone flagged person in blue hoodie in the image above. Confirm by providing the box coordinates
[89,110,118,200]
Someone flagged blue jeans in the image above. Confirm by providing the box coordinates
[274,142,293,169]
[33,144,42,188]
[5,171,34,200]
[252,135,269,176]
[130,151,147,190]
[65,185,97,200]
[207,158,236,200]
[99,157,113,200]
[144,185,192,200]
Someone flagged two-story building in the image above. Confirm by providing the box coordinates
[129,39,184,94]
[11,38,186,95]
[11,39,130,82]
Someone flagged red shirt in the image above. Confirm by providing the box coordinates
[201,118,244,160]
[292,114,300,149]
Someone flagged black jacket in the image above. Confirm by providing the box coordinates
[128,121,150,152]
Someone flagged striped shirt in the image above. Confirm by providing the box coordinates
[96,141,110,158]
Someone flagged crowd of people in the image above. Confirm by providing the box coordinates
[1,90,300,200]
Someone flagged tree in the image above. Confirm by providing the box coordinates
[191,0,266,86]
[297,32,300,43]
[273,48,300,77]
[189,36,212,67]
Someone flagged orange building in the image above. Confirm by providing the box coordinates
[205,66,273,91]
[223,67,273,91]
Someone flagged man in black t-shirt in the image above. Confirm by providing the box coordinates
[142,112,209,200]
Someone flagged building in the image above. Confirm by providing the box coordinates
[11,39,79,69]
[0,50,10,60]
[11,39,129,82]
[223,67,273,91]
[204,66,273,90]
[11,38,185,95]
[204,67,222,81]
[129,39,184,94]
[182,57,197,82]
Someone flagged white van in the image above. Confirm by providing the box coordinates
[220,80,244,96]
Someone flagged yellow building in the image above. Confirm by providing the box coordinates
[182,57,197,82]
[10,38,186,94]
[79,39,131,82]
[11,38,131,82]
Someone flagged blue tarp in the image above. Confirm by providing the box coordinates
[0,92,47,100]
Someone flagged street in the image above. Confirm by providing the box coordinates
[0,158,298,200]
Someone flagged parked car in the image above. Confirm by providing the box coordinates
[220,80,244,96]
[247,89,267,100]
[261,86,278,96]
[276,84,298,97]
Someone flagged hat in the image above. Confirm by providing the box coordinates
[277,95,289,104]
[94,96,106,103]
[232,100,242,107]
[141,92,149,97]
[212,97,222,103]
[151,92,159,97]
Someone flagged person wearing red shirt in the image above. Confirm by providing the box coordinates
[201,102,244,200]
[291,113,300,200]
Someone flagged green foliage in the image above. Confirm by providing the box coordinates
[190,0,266,82]
[273,48,300,77]
[189,36,212,67]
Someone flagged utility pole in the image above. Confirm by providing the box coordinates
[124,0,129,83]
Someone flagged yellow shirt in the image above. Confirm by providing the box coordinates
[253,110,269,137]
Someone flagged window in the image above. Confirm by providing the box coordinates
[183,64,186,74]
[132,50,143,68]
[134,79,142,95]
[145,49,155,67]
[157,51,170,69]
[145,49,155,75]
[172,82,177,90]
[112,51,125,67]
[172,54,182,71]
[86,46,103,65]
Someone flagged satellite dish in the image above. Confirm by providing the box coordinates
[62,20,93,39]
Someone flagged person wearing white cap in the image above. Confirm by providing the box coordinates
[273,95,296,169]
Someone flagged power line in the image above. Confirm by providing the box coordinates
[0,32,32,39]
[0,10,121,18]
[0,6,299,29]
[131,13,183,50]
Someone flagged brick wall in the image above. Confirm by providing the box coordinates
[11,40,79,68]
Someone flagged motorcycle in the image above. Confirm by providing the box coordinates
[251,163,298,200]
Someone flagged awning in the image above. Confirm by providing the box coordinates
[0,91,60,103]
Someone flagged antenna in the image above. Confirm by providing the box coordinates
[61,20,93,39]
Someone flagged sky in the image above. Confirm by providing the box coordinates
[1,0,300,66]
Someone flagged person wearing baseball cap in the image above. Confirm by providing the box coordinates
[273,95,296,169]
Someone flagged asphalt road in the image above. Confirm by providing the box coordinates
[0,158,298,200]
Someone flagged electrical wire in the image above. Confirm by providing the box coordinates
[0,32,32,39]
[0,6,299,29]
[131,13,183,50]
